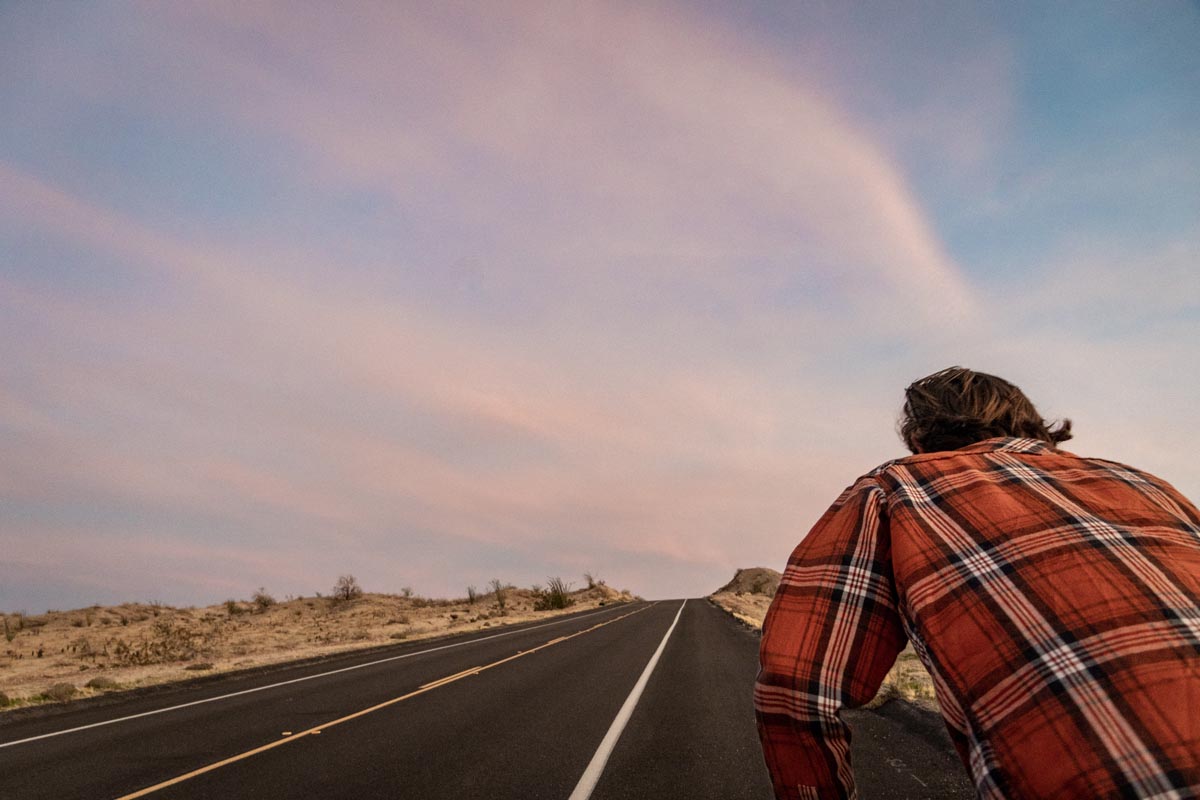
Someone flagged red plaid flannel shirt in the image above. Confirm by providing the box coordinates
[756,437,1200,799]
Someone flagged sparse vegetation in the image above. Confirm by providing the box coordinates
[252,588,276,611]
[865,651,938,709]
[0,583,635,711]
[333,574,363,602]
[534,577,575,610]
[466,585,478,604]
[111,619,220,666]
[44,683,77,702]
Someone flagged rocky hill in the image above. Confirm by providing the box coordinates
[714,567,781,597]
[708,566,780,628]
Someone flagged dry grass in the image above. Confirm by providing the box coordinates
[0,584,634,711]
[710,575,938,711]
[708,591,774,629]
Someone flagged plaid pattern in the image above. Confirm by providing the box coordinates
[756,438,1200,799]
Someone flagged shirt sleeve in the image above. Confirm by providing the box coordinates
[755,475,907,800]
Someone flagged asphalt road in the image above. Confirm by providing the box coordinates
[0,600,973,799]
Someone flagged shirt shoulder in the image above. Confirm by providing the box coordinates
[866,437,1066,478]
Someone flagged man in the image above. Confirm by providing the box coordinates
[755,367,1200,799]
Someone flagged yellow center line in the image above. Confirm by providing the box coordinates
[114,603,655,799]
[418,666,482,690]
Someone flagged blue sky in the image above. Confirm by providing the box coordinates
[2,1,1198,612]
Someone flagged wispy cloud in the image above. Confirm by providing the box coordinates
[2,1,1197,610]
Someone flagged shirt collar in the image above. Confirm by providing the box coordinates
[953,437,1056,455]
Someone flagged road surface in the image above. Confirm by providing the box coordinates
[0,600,973,799]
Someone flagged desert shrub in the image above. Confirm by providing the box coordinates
[0,691,9,706]
[45,683,76,702]
[225,599,244,616]
[489,578,506,610]
[584,572,599,589]
[86,676,118,690]
[332,574,363,602]
[111,620,218,666]
[389,630,409,640]
[866,650,938,709]
[400,586,413,598]
[252,588,276,611]
[467,586,478,604]
[3,617,15,642]
[535,577,575,611]
[74,637,97,661]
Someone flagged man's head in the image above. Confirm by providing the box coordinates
[899,367,1072,454]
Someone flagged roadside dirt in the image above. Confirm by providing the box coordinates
[0,583,633,711]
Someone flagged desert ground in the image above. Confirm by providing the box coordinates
[709,567,938,709]
[0,578,633,711]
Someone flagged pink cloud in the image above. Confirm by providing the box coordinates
[0,2,1012,606]
[2,163,896,558]
[80,2,980,322]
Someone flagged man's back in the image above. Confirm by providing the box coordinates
[879,437,1200,797]
[756,368,1200,799]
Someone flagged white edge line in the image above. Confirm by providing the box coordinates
[567,599,686,800]
[0,602,637,750]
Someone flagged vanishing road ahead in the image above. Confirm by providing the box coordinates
[0,600,973,799]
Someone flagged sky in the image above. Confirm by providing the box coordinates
[1,1,1198,612]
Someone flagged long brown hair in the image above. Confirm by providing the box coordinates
[899,367,1073,454]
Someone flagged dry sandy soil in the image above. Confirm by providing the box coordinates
[0,582,634,711]
[709,567,938,710]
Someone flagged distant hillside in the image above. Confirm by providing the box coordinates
[707,566,779,629]
[1,581,634,712]
[713,567,781,597]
